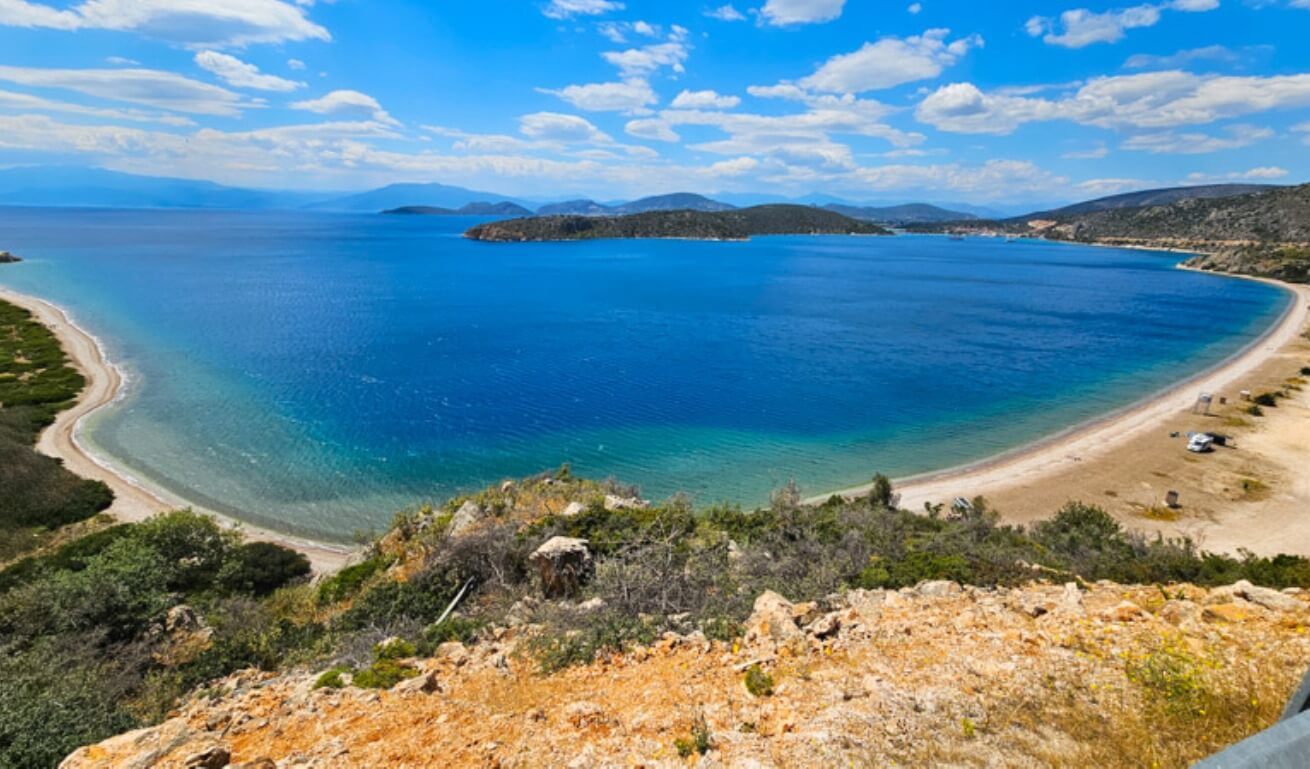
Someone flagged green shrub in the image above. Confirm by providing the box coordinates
[314,666,351,690]
[868,473,894,509]
[317,555,390,604]
[1247,404,1264,417]
[1300,366,1310,376]
[674,712,713,757]
[1253,392,1278,407]
[424,616,483,646]
[218,542,311,596]
[352,658,418,689]
[744,665,774,697]
[375,638,417,660]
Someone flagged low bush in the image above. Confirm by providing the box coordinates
[744,665,774,697]
[1252,392,1279,408]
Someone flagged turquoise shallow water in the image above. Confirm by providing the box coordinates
[0,208,1291,541]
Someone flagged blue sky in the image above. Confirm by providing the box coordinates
[0,0,1308,204]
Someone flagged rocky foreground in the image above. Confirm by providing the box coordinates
[64,579,1309,768]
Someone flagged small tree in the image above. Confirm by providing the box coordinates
[868,473,894,510]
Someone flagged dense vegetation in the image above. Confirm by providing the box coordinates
[0,300,113,561]
[0,512,310,769]
[383,201,533,216]
[4,466,1310,767]
[464,204,891,242]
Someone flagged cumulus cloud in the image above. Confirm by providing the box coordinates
[1185,166,1290,182]
[519,112,612,143]
[916,72,1310,134]
[539,78,657,113]
[0,0,329,47]
[542,0,623,19]
[602,26,690,77]
[0,64,249,115]
[704,4,746,20]
[670,89,741,109]
[0,87,194,125]
[760,0,846,26]
[195,50,302,92]
[798,29,982,93]
[1026,1,1218,49]
[291,90,398,125]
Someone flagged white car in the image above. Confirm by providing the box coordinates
[1187,434,1215,453]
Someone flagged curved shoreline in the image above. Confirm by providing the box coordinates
[5,264,1305,567]
[812,269,1310,510]
[0,287,354,573]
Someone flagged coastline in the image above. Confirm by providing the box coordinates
[812,266,1310,528]
[0,287,355,573]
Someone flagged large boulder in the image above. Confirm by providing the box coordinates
[448,500,485,537]
[603,494,648,511]
[530,537,593,599]
[1208,580,1304,613]
[744,590,805,646]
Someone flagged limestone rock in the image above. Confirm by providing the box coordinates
[183,745,230,769]
[1204,603,1255,623]
[1209,580,1304,613]
[529,536,593,599]
[603,494,648,511]
[393,671,441,695]
[1160,600,1203,628]
[448,500,485,537]
[917,580,961,598]
[806,612,842,639]
[561,501,586,517]
[744,590,804,645]
[1100,601,1145,622]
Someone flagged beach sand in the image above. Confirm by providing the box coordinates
[0,288,354,573]
[819,274,1310,556]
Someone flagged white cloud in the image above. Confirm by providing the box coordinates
[519,112,612,143]
[704,4,746,20]
[798,29,982,93]
[1077,178,1156,196]
[916,72,1310,134]
[105,56,139,66]
[542,0,623,19]
[760,0,845,26]
[0,87,194,125]
[0,0,329,47]
[671,89,740,109]
[1125,45,1253,70]
[908,2,922,12]
[0,64,248,116]
[1026,1,1217,49]
[1121,124,1272,154]
[1185,166,1290,182]
[291,90,398,125]
[195,51,302,92]
[602,27,690,77]
[540,78,657,113]
[287,58,306,71]
[624,117,681,141]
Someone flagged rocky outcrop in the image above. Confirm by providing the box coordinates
[529,536,593,598]
[0,251,19,263]
[61,580,1310,768]
[447,500,484,537]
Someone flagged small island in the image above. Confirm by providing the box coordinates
[0,250,20,263]
[464,204,892,242]
[384,201,533,217]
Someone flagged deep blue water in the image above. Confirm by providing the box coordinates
[0,208,1291,541]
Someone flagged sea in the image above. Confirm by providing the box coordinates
[0,208,1291,541]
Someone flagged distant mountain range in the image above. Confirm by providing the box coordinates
[1021,184,1278,221]
[822,203,976,224]
[0,166,1293,231]
[0,166,336,210]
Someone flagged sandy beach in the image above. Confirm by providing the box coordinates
[0,287,354,572]
[817,271,1310,556]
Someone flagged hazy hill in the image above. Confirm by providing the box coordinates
[384,201,533,216]
[0,166,335,210]
[823,202,976,224]
[465,204,889,242]
[535,199,611,215]
[1025,184,1280,220]
[309,182,532,213]
[610,192,734,214]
